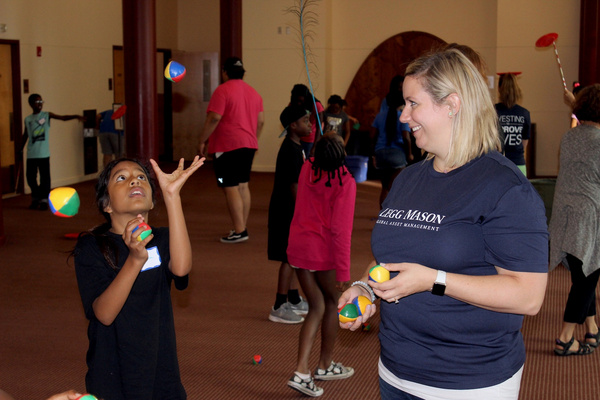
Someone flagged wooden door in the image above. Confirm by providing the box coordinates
[0,41,21,195]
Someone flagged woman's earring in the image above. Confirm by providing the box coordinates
[448,110,453,117]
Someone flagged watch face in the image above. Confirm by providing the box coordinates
[432,283,446,296]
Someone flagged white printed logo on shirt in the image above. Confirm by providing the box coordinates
[141,246,161,271]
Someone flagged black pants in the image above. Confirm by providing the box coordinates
[563,253,600,324]
[26,157,51,203]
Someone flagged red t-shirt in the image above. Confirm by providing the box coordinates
[207,79,263,153]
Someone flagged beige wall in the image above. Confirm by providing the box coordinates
[178,0,220,52]
[4,0,122,189]
[246,0,579,175]
[0,0,581,191]
[496,0,580,176]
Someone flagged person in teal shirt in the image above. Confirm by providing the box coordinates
[22,93,84,210]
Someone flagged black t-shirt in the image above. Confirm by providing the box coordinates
[267,138,305,261]
[74,227,187,400]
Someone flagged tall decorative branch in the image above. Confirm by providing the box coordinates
[286,0,323,136]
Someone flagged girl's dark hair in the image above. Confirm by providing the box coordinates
[385,75,405,146]
[81,158,156,270]
[573,83,600,123]
[311,133,347,187]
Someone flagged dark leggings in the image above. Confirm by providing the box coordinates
[26,157,51,202]
[563,253,600,324]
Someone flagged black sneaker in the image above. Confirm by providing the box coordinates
[38,201,49,211]
[220,229,248,243]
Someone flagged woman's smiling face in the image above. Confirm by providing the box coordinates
[400,76,453,158]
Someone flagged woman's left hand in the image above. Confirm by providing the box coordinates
[150,156,205,197]
[370,262,437,303]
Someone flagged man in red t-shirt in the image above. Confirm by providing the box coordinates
[198,57,264,243]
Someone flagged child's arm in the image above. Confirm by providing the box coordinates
[343,119,351,147]
[48,112,85,122]
[150,156,205,277]
[92,215,155,326]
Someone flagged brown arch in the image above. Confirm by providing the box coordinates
[344,31,446,132]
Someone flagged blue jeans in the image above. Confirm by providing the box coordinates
[380,377,424,400]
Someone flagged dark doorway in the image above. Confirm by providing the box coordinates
[0,40,23,195]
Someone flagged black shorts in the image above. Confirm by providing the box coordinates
[213,148,256,187]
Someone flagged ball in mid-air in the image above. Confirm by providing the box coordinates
[252,354,262,365]
[164,60,186,83]
[48,187,80,217]
[368,265,390,283]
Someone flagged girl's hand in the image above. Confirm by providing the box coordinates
[149,156,205,198]
[122,214,152,265]
[369,262,436,303]
[338,284,377,331]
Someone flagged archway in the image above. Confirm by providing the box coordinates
[344,31,446,132]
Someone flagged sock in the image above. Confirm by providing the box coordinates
[274,293,287,310]
[295,371,311,380]
[288,289,301,305]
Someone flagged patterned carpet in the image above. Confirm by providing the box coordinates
[0,162,598,399]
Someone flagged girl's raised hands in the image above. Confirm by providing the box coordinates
[149,156,205,197]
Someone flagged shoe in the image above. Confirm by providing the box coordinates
[269,303,304,324]
[38,201,49,211]
[220,229,248,243]
[585,331,600,348]
[28,201,39,210]
[554,337,594,356]
[288,373,323,397]
[289,297,309,316]
[314,361,354,381]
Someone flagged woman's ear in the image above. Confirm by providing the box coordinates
[447,93,461,115]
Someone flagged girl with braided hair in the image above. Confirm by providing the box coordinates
[286,132,357,397]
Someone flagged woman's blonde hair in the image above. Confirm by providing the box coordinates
[498,73,523,108]
[405,49,500,169]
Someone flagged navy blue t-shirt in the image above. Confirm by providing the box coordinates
[371,152,548,390]
[495,103,531,166]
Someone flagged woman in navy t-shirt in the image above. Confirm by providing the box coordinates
[339,49,548,400]
[495,73,531,176]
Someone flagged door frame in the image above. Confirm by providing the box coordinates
[112,46,173,161]
[0,39,23,194]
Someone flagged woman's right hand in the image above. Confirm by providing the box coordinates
[338,284,377,331]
